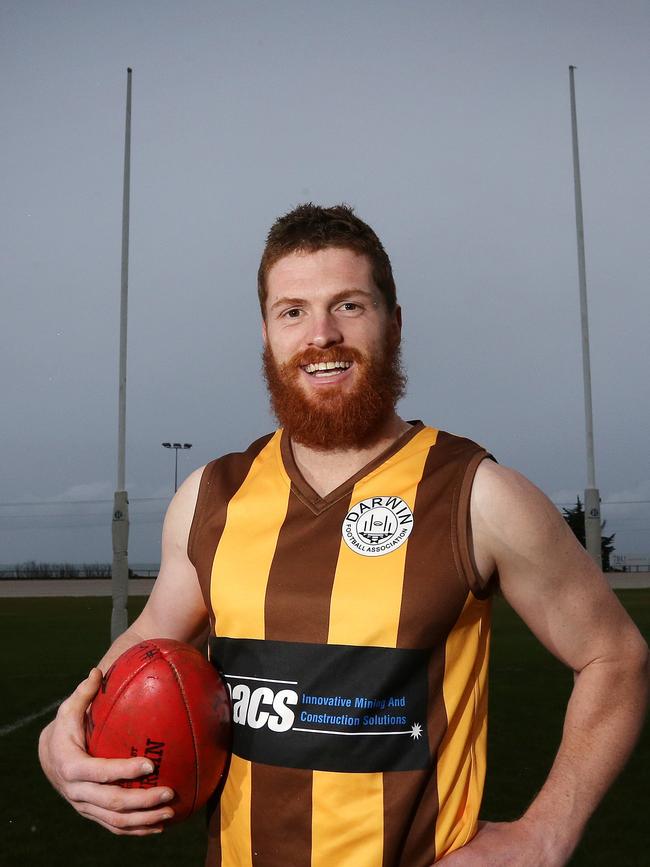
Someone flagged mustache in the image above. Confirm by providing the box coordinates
[281,346,367,371]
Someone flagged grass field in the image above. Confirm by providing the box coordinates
[1,591,648,866]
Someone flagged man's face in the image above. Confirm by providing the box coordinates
[262,247,405,449]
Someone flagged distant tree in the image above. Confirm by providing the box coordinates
[562,496,615,571]
[12,560,111,579]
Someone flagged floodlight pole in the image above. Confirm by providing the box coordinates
[569,65,602,568]
[162,442,193,492]
[111,67,133,640]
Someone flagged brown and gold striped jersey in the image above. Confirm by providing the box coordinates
[188,422,495,866]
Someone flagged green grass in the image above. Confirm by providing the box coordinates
[1,592,648,865]
[483,590,650,866]
[1,596,206,867]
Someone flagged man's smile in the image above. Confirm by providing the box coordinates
[301,360,354,379]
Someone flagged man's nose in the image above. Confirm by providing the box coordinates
[308,311,343,348]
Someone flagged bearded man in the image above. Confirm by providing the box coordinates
[39,204,648,866]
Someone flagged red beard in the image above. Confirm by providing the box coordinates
[262,335,406,450]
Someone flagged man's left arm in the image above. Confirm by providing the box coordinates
[441,460,649,866]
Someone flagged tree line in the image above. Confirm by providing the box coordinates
[0,562,135,579]
[562,497,616,571]
[1,500,616,578]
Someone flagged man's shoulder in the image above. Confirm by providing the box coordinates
[197,430,280,489]
[471,459,564,570]
[204,430,279,470]
[423,425,494,462]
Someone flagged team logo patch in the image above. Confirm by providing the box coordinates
[342,495,414,557]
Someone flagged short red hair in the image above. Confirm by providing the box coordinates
[258,203,397,317]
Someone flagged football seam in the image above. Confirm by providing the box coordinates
[164,653,200,817]
[90,651,161,747]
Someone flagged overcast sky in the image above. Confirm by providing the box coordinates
[2,0,648,566]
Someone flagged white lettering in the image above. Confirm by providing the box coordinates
[268,689,298,732]
[231,683,250,725]
[230,683,298,733]
[247,686,273,729]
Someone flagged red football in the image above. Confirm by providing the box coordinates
[85,638,231,823]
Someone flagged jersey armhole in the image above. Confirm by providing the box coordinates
[452,450,499,598]
[186,462,213,566]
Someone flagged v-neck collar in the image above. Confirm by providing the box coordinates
[279,421,426,515]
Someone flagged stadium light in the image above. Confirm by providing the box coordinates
[162,442,193,493]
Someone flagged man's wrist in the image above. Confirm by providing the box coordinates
[516,806,582,866]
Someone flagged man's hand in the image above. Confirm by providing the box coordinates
[437,819,567,867]
[38,668,176,835]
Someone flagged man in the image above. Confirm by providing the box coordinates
[40,204,648,865]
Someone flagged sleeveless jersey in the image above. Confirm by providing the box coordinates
[188,422,495,867]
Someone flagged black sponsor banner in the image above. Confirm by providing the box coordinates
[209,636,430,773]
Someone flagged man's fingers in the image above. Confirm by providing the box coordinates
[68,780,174,813]
[62,754,157,785]
[80,801,174,828]
[92,819,164,837]
[77,803,170,835]
[39,669,179,838]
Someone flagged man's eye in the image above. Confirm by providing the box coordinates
[338,302,362,313]
[282,308,302,319]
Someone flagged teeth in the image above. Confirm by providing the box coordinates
[304,361,352,374]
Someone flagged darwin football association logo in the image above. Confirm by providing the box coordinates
[342,495,414,557]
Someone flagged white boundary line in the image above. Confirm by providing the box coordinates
[0,699,62,737]
[293,727,416,737]
[223,673,298,685]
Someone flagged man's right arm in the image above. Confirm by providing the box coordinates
[38,466,210,835]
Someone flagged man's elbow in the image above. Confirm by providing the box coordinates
[634,634,649,686]
[620,629,650,706]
